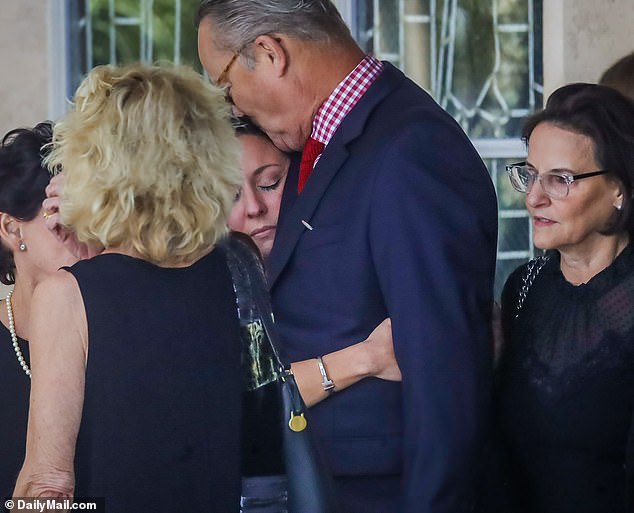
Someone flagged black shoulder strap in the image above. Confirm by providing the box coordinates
[219,232,306,416]
[220,233,338,513]
[515,254,549,318]
[219,232,284,389]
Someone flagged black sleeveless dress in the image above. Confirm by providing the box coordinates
[67,249,242,513]
[0,325,29,500]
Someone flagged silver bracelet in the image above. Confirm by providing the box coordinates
[316,356,335,395]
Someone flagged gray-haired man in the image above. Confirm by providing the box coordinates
[196,2,498,512]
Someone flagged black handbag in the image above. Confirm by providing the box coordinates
[220,232,338,513]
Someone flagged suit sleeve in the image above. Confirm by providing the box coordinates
[368,117,498,512]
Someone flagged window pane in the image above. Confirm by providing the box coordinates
[498,0,529,24]
[498,218,530,253]
[69,0,201,92]
[495,258,526,300]
[404,0,429,16]
[361,0,543,140]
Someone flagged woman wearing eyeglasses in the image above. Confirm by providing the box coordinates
[483,83,634,513]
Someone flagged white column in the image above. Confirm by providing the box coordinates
[0,1,50,135]
[543,0,634,99]
[48,0,69,122]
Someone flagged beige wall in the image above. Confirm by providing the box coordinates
[544,0,634,99]
[0,1,50,137]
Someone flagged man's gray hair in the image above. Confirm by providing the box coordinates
[196,0,352,59]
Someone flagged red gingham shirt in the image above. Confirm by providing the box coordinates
[311,55,384,149]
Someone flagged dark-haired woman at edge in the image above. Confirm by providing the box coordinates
[0,122,77,498]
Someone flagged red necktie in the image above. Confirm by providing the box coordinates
[297,137,325,193]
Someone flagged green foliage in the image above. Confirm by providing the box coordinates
[89,0,202,71]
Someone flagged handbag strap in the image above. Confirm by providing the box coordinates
[219,232,307,425]
[515,254,549,318]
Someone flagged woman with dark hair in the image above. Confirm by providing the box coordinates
[600,51,634,101]
[229,117,399,409]
[229,118,289,260]
[0,122,77,498]
[490,83,634,512]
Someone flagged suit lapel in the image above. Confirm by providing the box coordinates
[267,63,406,289]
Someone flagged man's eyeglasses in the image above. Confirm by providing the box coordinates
[506,161,610,199]
[216,51,239,86]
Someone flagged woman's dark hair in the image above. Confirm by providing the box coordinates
[522,83,634,236]
[232,115,269,139]
[0,121,53,284]
[599,51,634,101]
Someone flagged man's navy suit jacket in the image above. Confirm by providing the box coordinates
[267,62,498,513]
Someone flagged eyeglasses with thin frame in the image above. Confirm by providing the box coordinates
[216,51,240,87]
[506,161,611,199]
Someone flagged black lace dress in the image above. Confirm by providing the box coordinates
[494,245,634,513]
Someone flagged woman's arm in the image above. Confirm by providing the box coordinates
[291,318,399,407]
[13,271,88,499]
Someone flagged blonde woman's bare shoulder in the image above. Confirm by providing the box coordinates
[30,268,87,353]
[33,268,83,308]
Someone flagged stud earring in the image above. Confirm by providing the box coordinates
[616,203,623,211]
[18,242,26,251]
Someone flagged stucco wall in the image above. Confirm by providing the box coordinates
[544,0,634,99]
[0,1,49,137]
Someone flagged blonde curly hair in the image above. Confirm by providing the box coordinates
[47,63,241,265]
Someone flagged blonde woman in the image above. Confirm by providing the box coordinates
[14,64,244,512]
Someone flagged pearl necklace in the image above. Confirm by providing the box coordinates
[6,289,31,378]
